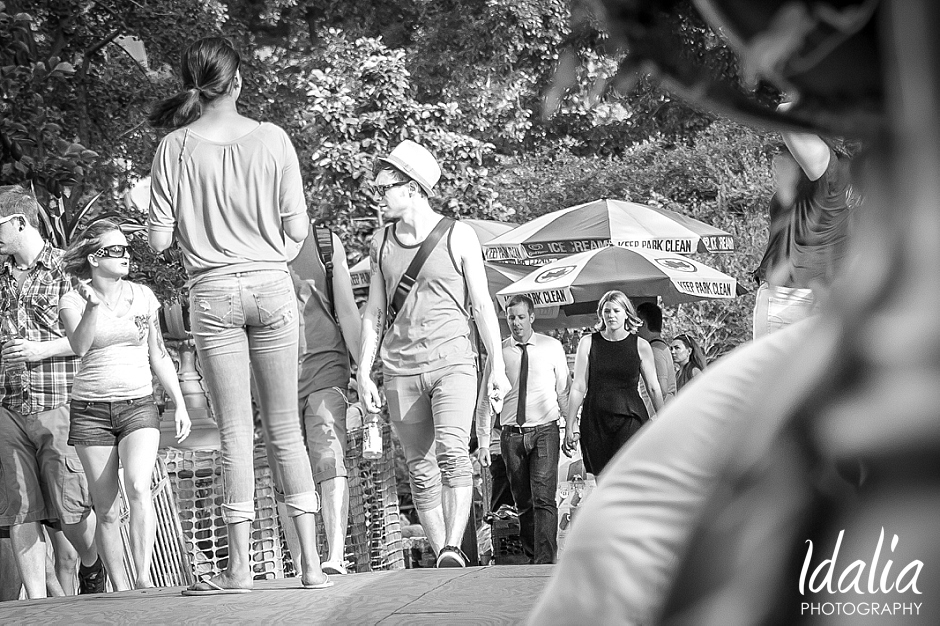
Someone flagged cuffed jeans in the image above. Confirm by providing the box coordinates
[384,364,477,511]
[189,270,318,524]
[501,422,560,564]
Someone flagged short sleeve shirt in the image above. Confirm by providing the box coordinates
[757,148,858,288]
[148,122,307,281]
[58,282,161,401]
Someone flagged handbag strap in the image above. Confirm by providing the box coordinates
[387,217,455,326]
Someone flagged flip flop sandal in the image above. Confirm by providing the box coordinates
[321,561,348,575]
[181,577,252,596]
[302,575,333,590]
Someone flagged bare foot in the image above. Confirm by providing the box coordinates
[197,570,253,592]
[301,570,330,588]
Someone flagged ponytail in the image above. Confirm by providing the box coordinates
[148,88,203,129]
[147,37,241,130]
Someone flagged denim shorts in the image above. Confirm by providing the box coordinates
[68,396,161,447]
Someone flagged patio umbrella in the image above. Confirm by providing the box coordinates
[495,246,744,309]
[349,218,517,291]
[483,198,734,263]
[349,256,371,291]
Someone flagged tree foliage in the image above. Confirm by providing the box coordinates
[1,0,780,348]
[491,119,777,354]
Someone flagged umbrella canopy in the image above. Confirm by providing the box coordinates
[483,198,734,262]
[495,246,743,309]
[349,218,516,290]
[484,261,533,299]
[349,256,371,290]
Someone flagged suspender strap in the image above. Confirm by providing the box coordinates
[387,217,455,326]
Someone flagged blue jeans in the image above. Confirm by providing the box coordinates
[189,270,318,524]
[500,422,560,564]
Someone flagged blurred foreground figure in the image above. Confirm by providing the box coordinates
[530,319,817,624]
[534,0,940,623]
[752,105,859,339]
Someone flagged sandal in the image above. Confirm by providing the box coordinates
[182,577,252,596]
[302,574,333,589]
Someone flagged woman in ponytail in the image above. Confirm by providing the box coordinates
[147,37,330,595]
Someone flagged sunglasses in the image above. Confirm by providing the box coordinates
[372,180,410,196]
[93,245,130,258]
[0,213,26,226]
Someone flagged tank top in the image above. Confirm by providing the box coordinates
[379,220,475,376]
[290,222,350,396]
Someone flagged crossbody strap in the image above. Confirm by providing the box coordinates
[387,217,455,326]
[313,226,336,319]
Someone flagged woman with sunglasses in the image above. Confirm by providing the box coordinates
[58,220,191,590]
[146,36,329,594]
[669,334,708,392]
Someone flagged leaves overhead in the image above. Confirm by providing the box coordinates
[2,0,781,348]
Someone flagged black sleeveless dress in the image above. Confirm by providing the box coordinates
[580,332,650,475]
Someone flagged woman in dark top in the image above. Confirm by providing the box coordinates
[564,291,663,475]
[670,334,708,392]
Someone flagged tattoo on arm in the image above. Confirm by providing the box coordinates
[153,315,168,359]
[369,234,381,267]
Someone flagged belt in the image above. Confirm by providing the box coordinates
[500,421,558,434]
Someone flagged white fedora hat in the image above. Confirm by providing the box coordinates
[375,140,441,197]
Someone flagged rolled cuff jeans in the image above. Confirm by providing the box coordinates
[189,270,318,524]
[385,364,477,512]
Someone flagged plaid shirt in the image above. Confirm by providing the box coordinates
[0,243,79,415]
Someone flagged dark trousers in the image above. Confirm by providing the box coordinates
[500,422,559,564]
[489,451,515,512]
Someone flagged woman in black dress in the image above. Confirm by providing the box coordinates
[563,291,664,475]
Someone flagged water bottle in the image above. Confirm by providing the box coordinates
[362,419,383,460]
[1,314,25,378]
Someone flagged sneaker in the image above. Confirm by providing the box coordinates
[79,557,107,594]
[435,545,468,568]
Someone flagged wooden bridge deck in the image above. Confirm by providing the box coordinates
[0,565,552,625]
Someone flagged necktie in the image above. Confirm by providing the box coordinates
[516,343,529,426]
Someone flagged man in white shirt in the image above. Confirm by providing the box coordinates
[476,295,570,564]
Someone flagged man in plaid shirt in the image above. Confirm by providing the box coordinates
[0,185,102,598]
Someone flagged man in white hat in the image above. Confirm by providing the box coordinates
[358,140,510,567]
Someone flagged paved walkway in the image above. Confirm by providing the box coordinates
[0,565,552,624]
